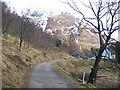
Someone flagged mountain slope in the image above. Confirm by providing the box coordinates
[46,14,77,30]
[44,14,100,57]
[2,34,72,88]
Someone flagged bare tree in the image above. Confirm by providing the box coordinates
[19,10,32,51]
[2,2,16,34]
[65,0,120,84]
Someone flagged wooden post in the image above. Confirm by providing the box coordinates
[83,72,85,84]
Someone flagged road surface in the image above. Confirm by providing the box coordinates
[28,60,73,88]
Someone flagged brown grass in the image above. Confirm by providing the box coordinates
[53,58,119,88]
[2,34,70,88]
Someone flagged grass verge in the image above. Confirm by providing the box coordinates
[53,58,119,88]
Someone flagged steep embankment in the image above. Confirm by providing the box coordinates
[2,34,71,88]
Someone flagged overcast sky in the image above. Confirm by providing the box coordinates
[2,0,119,40]
[3,0,82,17]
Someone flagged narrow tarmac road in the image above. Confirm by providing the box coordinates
[28,60,73,88]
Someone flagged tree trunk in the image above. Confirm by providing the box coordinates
[115,42,120,64]
[19,30,23,51]
[87,45,106,84]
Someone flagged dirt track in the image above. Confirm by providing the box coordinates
[28,60,73,88]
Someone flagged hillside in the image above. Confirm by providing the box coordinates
[79,29,99,50]
[44,14,99,57]
[46,14,77,30]
[2,1,119,88]
[2,2,74,88]
[2,34,71,88]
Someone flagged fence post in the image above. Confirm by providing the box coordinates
[83,72,85,84]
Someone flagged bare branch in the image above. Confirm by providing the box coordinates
[109,2,120,34]
[111,26,120,34]
[100,11,108,19]
[83,19,98,29]
[66,0,98,29]
[113,18,120,25]
[79,0,91,9]
[66,1,82,14]
[89,0,97,17]
[100,19,108,39]
[71,0,81,12]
